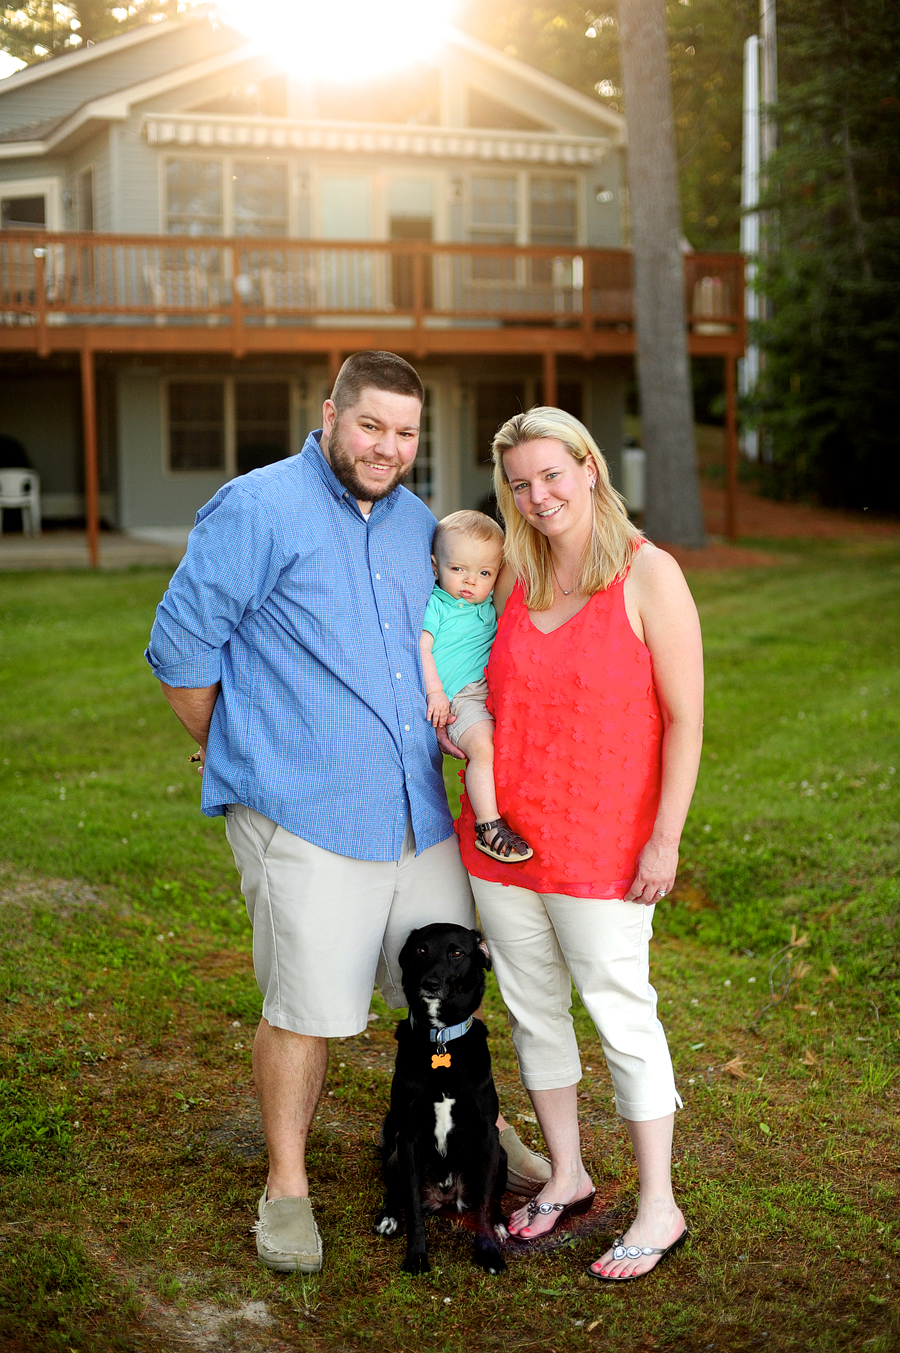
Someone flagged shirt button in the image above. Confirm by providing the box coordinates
[375,573,381,580]
[396,673,402,680]
[384,622,389,629]
[404,724,410,731]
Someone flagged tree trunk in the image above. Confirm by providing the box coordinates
[618,0,706,547]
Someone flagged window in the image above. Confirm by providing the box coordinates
[236,381,290,474]
[471,176,517,284]
[168,382,226,471]
[529,177,577,247]
[1,196,45,230]
[471,176,517,245]
[166,378,293,475]
[233,162,288,237]
[166,160,223,235]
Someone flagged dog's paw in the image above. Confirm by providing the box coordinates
[374,1212,400,1238]
[474,1244,507,1276]
[494,1222,508,1243]
[401,1250,430,1276]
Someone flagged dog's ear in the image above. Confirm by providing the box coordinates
[476,934,492,972]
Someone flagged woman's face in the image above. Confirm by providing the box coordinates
[503,438,596,545]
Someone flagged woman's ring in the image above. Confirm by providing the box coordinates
[658,889,667,898]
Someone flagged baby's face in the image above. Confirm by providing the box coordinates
[433,532,502,605]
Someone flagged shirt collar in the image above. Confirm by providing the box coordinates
[302,429,398,523]
[431,584,495,618]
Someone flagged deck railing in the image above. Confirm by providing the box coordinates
[0,232,743,340]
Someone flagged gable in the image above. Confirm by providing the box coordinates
[0,18,245,136]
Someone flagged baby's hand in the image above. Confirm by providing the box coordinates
[426,690,451,728]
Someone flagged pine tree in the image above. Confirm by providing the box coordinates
[0,0,182,65]
[755,0,900,509]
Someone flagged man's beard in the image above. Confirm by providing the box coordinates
[326,424,413,503]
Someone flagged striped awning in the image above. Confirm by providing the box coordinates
[143,114,610,165]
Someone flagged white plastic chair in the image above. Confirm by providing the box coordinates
[0,468,41,535]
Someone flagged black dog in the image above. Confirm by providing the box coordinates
[374,923,507,1275]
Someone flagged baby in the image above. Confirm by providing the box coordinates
[420,510,532,864]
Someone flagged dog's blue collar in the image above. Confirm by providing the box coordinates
[409,1014,474,1045]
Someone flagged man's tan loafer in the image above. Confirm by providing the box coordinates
[499,1125,552,1197]
[254,1189,323,1272]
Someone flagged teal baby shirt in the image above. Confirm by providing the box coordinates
[422,585,497,700]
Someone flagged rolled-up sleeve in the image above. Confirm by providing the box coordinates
[146,481,285,688]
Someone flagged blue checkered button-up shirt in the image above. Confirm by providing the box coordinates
[146,432,453,861]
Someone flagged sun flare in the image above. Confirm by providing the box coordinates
[216,0,458,84]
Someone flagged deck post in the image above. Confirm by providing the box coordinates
[724,353,739,541]
[34,249,49,359]
[542,350,558,408]
[80,345,100,569]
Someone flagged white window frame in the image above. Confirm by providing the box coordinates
[0,176,62,231]
[467,170,585,247]
[159,156,295,237]
[162,374,300,477]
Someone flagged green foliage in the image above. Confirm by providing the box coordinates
[754,0,900,511]
[0,0,183,66]
[0,1078,72,1173]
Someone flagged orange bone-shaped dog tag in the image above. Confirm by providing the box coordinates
[431,1052,451,1069]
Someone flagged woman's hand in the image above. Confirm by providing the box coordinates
[625,834,679,905]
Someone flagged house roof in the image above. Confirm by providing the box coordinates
[0,14,624,159]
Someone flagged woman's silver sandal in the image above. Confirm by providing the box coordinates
[587,1227,689,1282]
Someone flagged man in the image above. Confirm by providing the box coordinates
[147,351,548,1273]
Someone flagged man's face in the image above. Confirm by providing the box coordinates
[321,387,422,507]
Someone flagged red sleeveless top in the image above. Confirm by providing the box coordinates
[457,567,663,899]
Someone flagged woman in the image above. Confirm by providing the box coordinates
[456,408,703,1282]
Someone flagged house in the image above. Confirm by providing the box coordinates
[0,14,743,551]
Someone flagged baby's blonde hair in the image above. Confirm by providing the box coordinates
[432,510,504,565]
[491,407,643,610]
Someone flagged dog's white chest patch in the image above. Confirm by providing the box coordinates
[433,1095,456,1157]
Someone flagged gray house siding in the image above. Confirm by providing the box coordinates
[117,369,223,533]
[0,22,244,135]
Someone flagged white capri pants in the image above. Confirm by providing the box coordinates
[225,804,476,1039]
[471,878,682,1122]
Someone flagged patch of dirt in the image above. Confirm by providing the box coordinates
[0,865,111,914]
[139,1295,283,1352]
[206,1106,266,1162]
[702,483,900,541]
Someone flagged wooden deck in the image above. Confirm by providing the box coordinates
[0,231,745,561]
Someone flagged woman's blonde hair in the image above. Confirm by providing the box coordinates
[491,406,643,610]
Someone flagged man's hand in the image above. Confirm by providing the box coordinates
[425,689,451,729]
[436,725,465,758]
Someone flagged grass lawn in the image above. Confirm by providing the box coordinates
[1,541,898,1353]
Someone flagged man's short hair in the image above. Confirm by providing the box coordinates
[433,510,505,564]
[331,351,424,413]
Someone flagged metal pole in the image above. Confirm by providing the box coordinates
[739,34,760,461]
[759,0,778,169]
[724,355,739,540]
[80,345,100,568]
